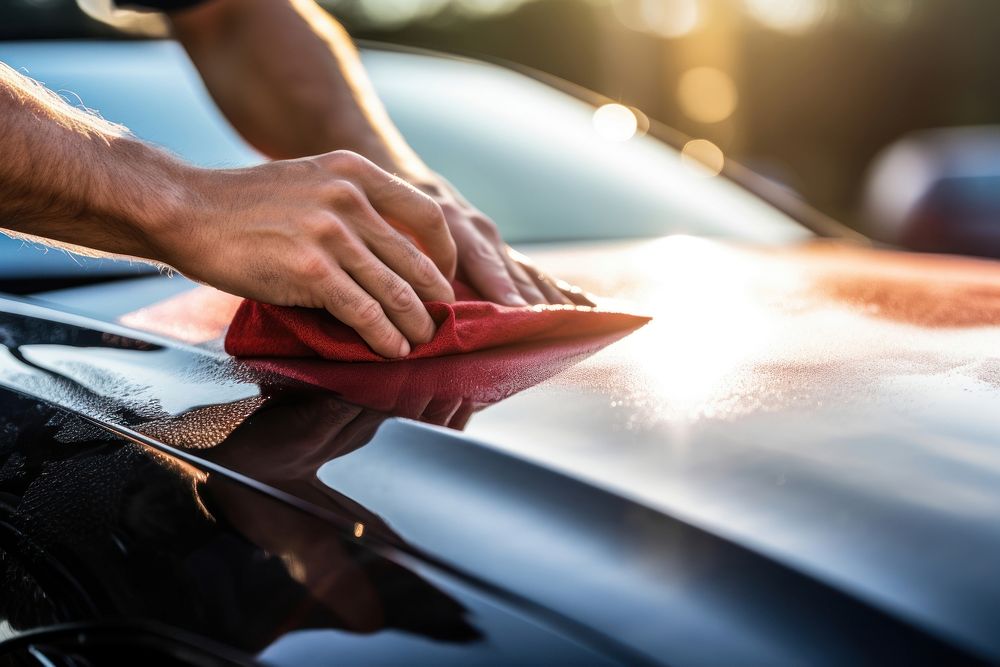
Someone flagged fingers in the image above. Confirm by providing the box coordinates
[465,239,529,306]
[500,251,548,305]
[338,239,438,347]
[530,268,578,306]
[319,265,412,359]
[339,197,454,345]
[531,271,573,305]
[503,251,578,305]
[503,245,577,305]
[327,202,453,353]
[451,218,578,307]
[449,217,527,306]
[315,174,459,356]
[355,205,455,305]
[312,155,584,326]
[327,152,457,281]
[555,278,598,307]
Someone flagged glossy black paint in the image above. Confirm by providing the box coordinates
[0,294,989,665]
[0,388,617,666]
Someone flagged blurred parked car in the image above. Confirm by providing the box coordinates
[865,126,1000,259]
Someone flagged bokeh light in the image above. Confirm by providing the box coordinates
[357,0,449,28]
[860,0,913,25]
[593,103,639,142]
[453,0,526,18]
[332,0,530,27]
[677,66,738,124]
[744,0,831,33]
[681,139,725,177]
[613,0,701,39]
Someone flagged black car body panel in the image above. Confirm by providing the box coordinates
[4,233,1000,664]
[0,302,623,666]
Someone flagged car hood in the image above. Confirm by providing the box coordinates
[8,235,1000,663]
[451,236,1000,654]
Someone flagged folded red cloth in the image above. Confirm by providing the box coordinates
[224,282,650,362]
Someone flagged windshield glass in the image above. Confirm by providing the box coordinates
[368,49,811,245]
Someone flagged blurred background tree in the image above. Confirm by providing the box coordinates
[7,0,1000,235]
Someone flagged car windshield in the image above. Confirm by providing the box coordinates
[0,36,812,287]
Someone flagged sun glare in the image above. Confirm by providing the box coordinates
[623,236,778,421]
[593,103,639,142]
[681,138,725,177]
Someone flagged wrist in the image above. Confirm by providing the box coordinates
[319,118,432,182]
[95,137,204,263]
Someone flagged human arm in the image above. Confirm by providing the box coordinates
[165,0,586,306]
[0,61,455,358]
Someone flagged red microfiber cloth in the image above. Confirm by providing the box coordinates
[224,282,650,362]
[242,329,638,423]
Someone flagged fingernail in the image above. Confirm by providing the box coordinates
[398,339,411,358]
[506,291,529,306]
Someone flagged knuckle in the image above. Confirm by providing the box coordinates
[299,211,336,239]
[418,196,447,229]
[322,281,350,309]
[324,220,352,245]
[439,201,462,221]
[468,239,504,267]
[325,150,367,173]
[513,270,538,288]
[296,252,329,282]
[418,181,446,198]
[327,180,368,211]
[412,255,442,288]
[472,215,500,240]
[385,278,416,311]
[353,299,386,328]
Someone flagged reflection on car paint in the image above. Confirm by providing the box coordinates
[0,306,265,450]
[0,298,626,661]
[120,285,243,347]
[0,294,640,663]
[1,392,588,664]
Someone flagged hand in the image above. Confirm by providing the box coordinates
[159,151,457,358]
[412,175,595,307]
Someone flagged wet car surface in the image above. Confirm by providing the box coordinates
[5,234,1000,664]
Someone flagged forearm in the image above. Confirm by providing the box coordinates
[167,0,577,309]
[170,0,429,178]
[0,62,192,261]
